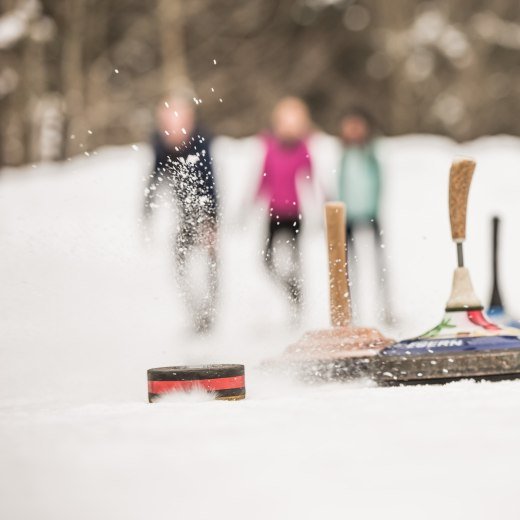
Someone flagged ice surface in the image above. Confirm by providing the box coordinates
[2,134,520,519]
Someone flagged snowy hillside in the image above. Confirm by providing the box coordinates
[1,134,520,519]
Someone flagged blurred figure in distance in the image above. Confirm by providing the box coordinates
[337,107,392,323]
[143,93,218,334]
[256,96,313,321]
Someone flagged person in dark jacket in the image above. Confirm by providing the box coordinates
[144,95,218,333]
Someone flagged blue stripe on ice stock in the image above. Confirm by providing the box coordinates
[382,335,520,356]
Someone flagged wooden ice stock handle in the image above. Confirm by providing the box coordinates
[325,202,351,327]
[449,158,476,242]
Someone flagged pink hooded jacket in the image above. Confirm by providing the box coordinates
[257,134,312,219]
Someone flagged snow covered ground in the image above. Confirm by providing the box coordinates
[1,134,520,519]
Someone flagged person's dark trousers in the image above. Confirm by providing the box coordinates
[174,217,218,333]
[346,219,393,323]
[264,216,302,306]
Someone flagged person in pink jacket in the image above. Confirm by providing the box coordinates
[257,97,312,314]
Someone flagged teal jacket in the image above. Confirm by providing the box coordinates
[338,142,381,223]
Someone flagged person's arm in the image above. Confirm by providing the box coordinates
[198,133,217,203]
[338,149,347,205]
[305,131,342,204]
[229,135,269,226]
[304,146,312,181]
[368,141,382,213]
[143,133,163,218]
[256,136,271,201]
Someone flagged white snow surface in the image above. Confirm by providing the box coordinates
[1,134,520,519]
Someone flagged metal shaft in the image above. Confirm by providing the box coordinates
[456,242,464,268]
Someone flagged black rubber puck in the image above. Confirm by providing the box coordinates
[147,364,245,402]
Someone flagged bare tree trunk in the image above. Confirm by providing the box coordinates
[157,0,190,94]
[62,0,87,157]
[85,0,110,150]
[372,0,416,134]
[25,36,48,162]
[5,44,27,165]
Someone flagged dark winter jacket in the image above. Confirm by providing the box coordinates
[145,128,217,222]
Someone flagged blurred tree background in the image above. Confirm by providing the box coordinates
[0,0,519,165]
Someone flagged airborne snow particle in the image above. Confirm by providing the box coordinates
[213,59,217,65]
[132,144,139,151]
[114,69,119,74]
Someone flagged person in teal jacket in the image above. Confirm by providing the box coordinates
[338,109,381,238]
[337,107,392,323]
